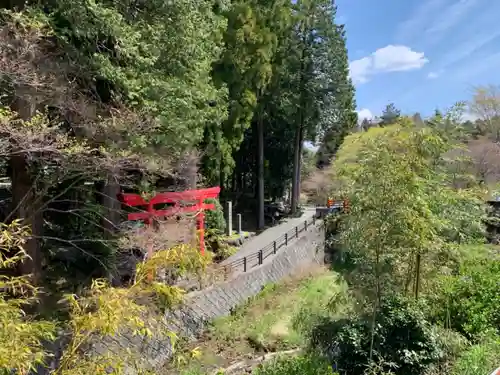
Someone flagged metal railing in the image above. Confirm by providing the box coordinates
[223,214,319,274]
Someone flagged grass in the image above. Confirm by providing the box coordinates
[253,354,335,375]
[224,231,251,240]
[171,266,350,375]
[451,336,500,375]
[222,231,252,243]
[211,268,349,351]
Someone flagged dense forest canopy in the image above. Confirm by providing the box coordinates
[0,1,356,372]
[0,0,355,282]
[1,0,499,374]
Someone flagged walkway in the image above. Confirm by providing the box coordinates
[221,206,317,266]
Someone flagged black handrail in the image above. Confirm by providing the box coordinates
[224,214,318,273]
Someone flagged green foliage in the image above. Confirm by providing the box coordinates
[469,85,500,141]
[332,124,486,298]
[379,103,401,126]
[301,148,317,182]
[10,1,500,374]
[451,335,500,375]
[426,250,500,339]
[322,106,498,375]
[0,222,209,374]
[210,271,349,352]
[215,243,238,261]
[204,198,226,233]
[1,0,229,173]
[231,0,356,198]
[309,295,442,375]
[425,102,470,142]
[314,13,357,168]
[53,0,228,151]
[253,354,336,375]
[0,221,57,374]
[204,226,237,262]
[43,181,115,290]
[202,0,291,184]
[427,326,470,373]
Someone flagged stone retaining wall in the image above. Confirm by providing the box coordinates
[172,221,325,334]
[35,221,325,374]
[136,221,325,372]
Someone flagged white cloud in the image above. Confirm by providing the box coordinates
[427,71,440,79]
[462,112,478,122]
[357,108,374,122]
[349,57,371,84]
[349,45,429,84]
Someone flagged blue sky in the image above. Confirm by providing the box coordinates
[337,0,500,121]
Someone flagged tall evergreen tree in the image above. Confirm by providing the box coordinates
[314,19,357,169]
[1,0,229,280]
[203,0,290,187]
[380,103,401,126]
[287,0,356,211]
[201,0,290,229]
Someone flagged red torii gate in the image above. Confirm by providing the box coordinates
[118,186,221,256]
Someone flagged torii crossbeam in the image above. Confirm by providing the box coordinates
[118,186,221,256]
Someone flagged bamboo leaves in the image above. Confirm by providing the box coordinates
[333,122,486,300]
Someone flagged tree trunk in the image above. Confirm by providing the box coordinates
[100,173,121,240]
[291,30,308,215]
[9,97,43,284]
[404,254,414,295]
[219,154,225,195]
[186,152,198,190]
[231,171,236,193]
[257,110,265,229]
[291,125,303,214]
[414,252,421,299]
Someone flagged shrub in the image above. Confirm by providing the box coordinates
[253,354,336,375]
[214,243,237,261]
[332,124,486,298]
[425,326,469,374]
[0,221,56,374]
[426,252,500,339]
[204,228,237,262]
[451,335,500,375]
[204,198,226,233]
[309,295,442,375]
[0,221,208,374]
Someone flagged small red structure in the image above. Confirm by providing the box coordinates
[118,187,221,256]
